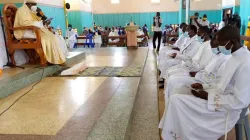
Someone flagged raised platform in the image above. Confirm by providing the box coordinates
[0,52,86,99]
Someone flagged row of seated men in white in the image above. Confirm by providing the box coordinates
[0,0,81,70]
[158,23,250,139]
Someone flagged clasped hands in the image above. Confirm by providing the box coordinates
[190,83,208,100]
[170,53,177,58]
[43,20,51,26]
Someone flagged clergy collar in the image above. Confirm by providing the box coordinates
[232,47,246,56]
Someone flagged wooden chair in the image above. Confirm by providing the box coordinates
[2,4,47,66]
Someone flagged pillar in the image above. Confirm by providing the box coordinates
[186,0,190,24]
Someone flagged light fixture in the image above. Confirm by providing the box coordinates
[111,0,119,4]
[151,0,160,3]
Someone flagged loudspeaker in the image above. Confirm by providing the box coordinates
[66,3,70,9]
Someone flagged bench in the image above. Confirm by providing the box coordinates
[107,35,127,47]
[137,35,148,47]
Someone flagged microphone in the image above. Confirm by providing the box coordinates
[36,7,47,20]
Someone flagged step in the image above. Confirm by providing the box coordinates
[0,52,86,99]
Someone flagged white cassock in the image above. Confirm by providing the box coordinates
[0,19,8,69]
[159,35,201,79]
[219,21,225,30]
[191,19,209,29]
[94,32,102,48]
[0,19,29,69]
[55,32,68,55]
[66,30,78,49]
[108,31,119,43]
[164,40,213,79]
[165,53,230,99]
[159,47,250,140]
[24,22,68,56]
[158,34,189,66]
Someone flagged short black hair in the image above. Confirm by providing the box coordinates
[194,12,199,16]
[203,14,207,18]
[68,24,72,28]
[189,25,197,34]
[180,22,187,29]
[217,25,240,42]
[199,26,211,34]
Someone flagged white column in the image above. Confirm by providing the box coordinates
[186,0,190,24]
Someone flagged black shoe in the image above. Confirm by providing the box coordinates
[159,80,165,84]
[159,84,164,89]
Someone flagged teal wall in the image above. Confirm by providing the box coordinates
[94,10,222,29]
[0,3,66,35]
[234,6,240,14]
[38,5,66,35]
[68,11,93,34]
[240,0,250,35]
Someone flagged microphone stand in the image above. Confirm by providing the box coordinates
[0,12,25,69]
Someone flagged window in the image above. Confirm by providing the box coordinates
[151,0,160,3]
[111,0,119,4]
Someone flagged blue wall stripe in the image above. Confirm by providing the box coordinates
[240,0,250,35]
[93,10,222,35]
[67,10,93,34]
[0,3,67,35]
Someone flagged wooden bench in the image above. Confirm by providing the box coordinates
[76,36,87,47]
[137,35,148,47]
[107,35,127,47]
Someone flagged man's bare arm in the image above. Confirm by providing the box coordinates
[241,35,250,41]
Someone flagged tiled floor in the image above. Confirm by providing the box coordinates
[0,47,151,140]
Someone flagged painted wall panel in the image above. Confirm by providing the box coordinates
[240,0,250,34]
[68,10,93,34]
[94,10,222,28]
[0,3,66,35]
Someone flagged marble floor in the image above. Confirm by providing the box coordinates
[0,46,156,140]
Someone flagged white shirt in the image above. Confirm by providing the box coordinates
[199,20,210,26]
[191,40,213,70]
[207,47,250,112]
[176,35,201,61]
[66,30,77,38]
[173,34,189,49]
[218,21,225,30]
[153,16,162,32]
[109,31,119,37]
[192,19,209,29]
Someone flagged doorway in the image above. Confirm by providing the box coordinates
[222,8,233,19]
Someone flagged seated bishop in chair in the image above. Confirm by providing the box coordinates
[14,0,66,65]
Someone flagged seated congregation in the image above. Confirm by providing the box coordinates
[158,22,250,139]
[81,24,149,47]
